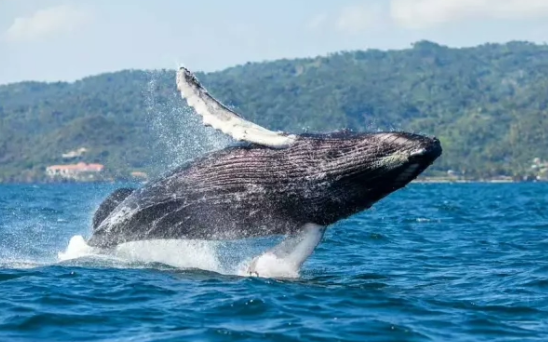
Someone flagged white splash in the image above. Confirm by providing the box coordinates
[112,239,221,272]
[57,226,324,279]
[145,70,230,173]
[58,235,223,273]
[58,235,97,261]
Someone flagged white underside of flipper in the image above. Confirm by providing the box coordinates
[176,67,297,148]
[245,223,325,278]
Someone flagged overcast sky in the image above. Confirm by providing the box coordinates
[1,0,548,85]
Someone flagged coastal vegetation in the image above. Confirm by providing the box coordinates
[1,40,548,182]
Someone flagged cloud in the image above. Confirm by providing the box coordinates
[4,4,93,42]
[391,0,548,29]
[306,13,328,31]
[336,4,384,34]
[306,4,384,34]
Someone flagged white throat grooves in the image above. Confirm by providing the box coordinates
[176,67,297,148]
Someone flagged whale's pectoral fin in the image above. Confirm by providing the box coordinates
[92,188,135,230]
[246,223,326,278]
[176,67,297,149]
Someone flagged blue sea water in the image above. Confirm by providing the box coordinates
[0,183,547,341]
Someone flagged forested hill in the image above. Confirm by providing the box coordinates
[1,40,548,183]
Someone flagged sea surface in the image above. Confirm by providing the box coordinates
[0,183,547,341]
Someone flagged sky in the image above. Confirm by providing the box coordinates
[1,0,548,85]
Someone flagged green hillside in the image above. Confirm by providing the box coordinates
[1,40,548,182]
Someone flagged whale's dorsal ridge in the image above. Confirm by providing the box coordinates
[176,67,297,149]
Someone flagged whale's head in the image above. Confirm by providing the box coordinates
[293,131,442,224]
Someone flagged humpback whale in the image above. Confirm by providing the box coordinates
[87,67,442,272]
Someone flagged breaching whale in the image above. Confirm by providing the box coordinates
[87,67,442,273]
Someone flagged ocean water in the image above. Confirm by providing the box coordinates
[0,183,547,341]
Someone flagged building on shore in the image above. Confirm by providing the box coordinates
[61,147,88,159]
[46,162,104,181]
[130,171,148,181]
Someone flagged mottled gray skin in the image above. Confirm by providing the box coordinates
[87,131,441,247]
[92,188,135,230]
